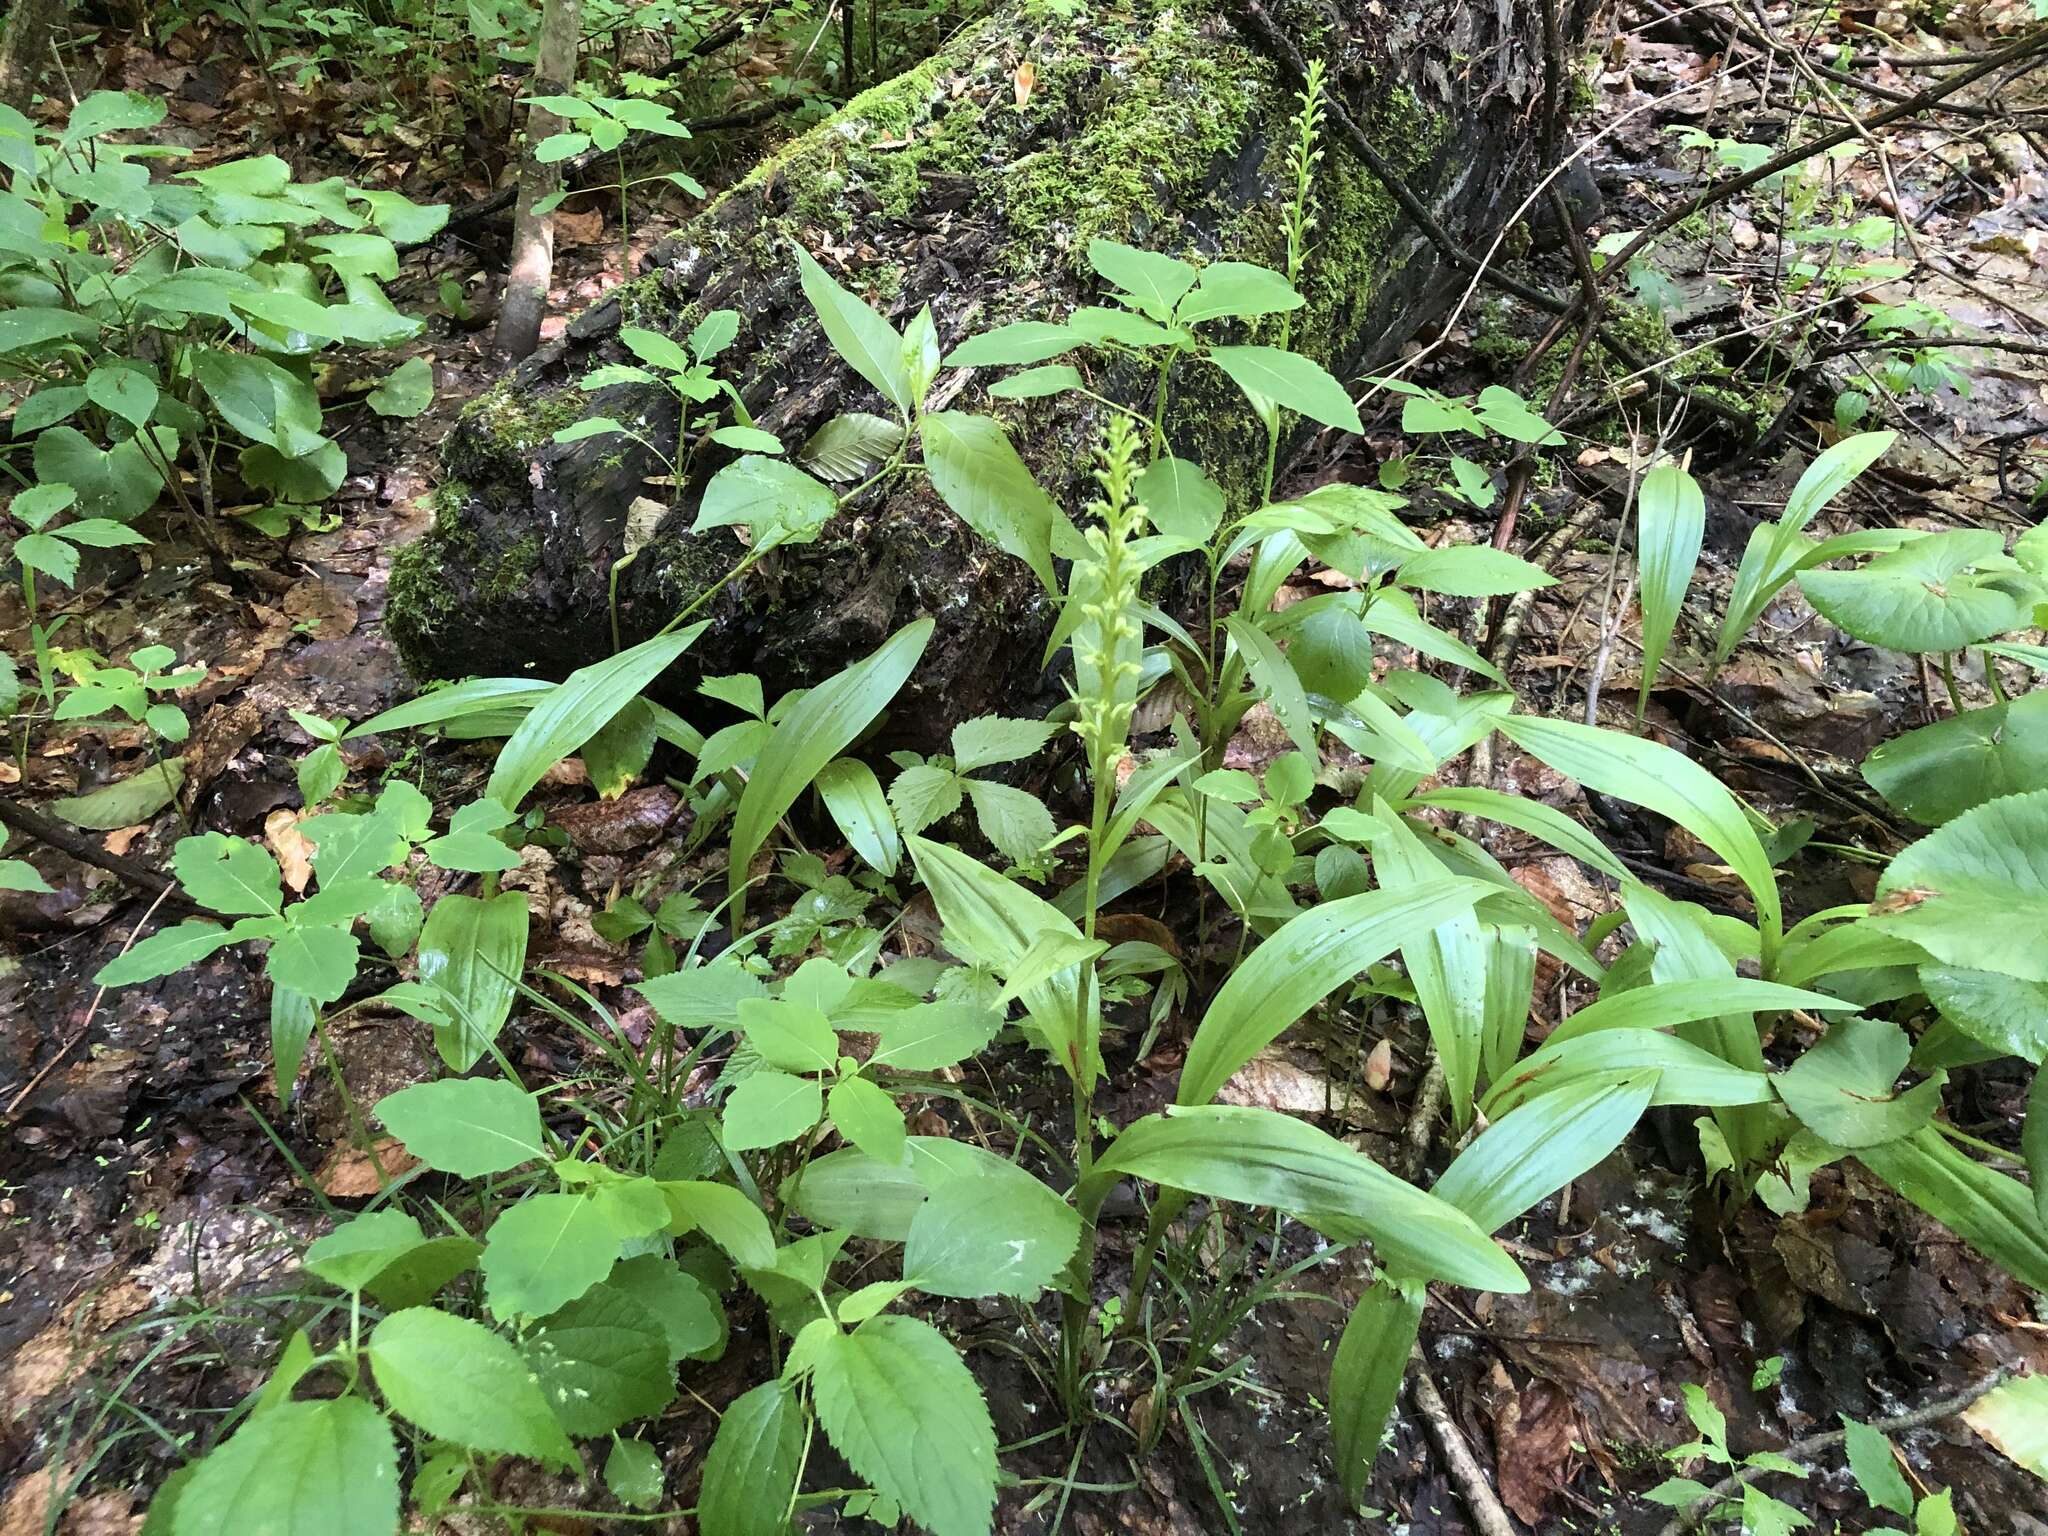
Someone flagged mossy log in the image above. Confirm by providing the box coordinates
[387,0,1571,748]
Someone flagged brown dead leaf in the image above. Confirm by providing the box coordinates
[1216,1050,1331,1114]
[282,577,358,641]
[3,1326,87,1415]
[0,761,18,785]
[552,206,605,246]
[265,808,315,893]
[102,826,148,857]
[1093,912,1180,957]
[182,698,263,802]
[314,1136,417,1197]
[1493,1379,1579,1524]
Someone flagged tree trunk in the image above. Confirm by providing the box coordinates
[0,0,63,114]
[387,0,1572,749]
[493,0,583,359]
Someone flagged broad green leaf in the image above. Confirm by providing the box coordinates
[1499,712,1781,945]
[1840,1416,1914,1517]
[905,833,1091,1079]
[1783,430,1896,532]
[736,998,838,1072]
[375,1076,545,1175]
[0,858,52,893]
[1868,789,2048,983]
[695,456,835,550]
[827,1073,906,1166]
[1435,1071,1659,1234]
[698,1380,802,1536]
[1086,238,1198,320]
[481,1192,620,1319]
[1395,544,1554,598]
[1775,1016,1942,1147]
[1636,462,1704,714]
[1091,1105,1526,1292]
[657,1180,777,1268]
[868,1001,1002,1070]
[195,349,326,457]
[171,832,282,916]
[1361,588,1507,685]
[987,363,1082,399]
[303,1210,429,1294]
[1133,455,1225,543]
[1928,965,2048,1063]
[1222,614,1318,758]
[1717,525,1920,663]
[951,714,1060,773]
[1208,345,1364,433]
[1856,1128,2048,1294]
[943,321,1079,368]
[1482,1029,1772,1116]
[1961,1372,2048,1480]
[93,918,240,987]
[1801,530,2027,652]
[416,891,530,1070]
[524,1284,675,1436]
[33,426,164,522]
[721,1069,822,1151]
[86,363,158,428]
[636,958,766,1030]
[367,1308,576,1468]
[350,677,551,738]
[270,987,317,1104]
[1472,384,1564,445]
[1546,977,1851,1046]
[903,1159,1079,1298]
[964,778,1054,867]
[1407,786,1629,880]
[604,1438,664,1511]
[172,1397,397,1536]
[487,626,704,811]
[730,620,932,913]
[1177,261,1302,325]
[608,1255,724,1362]
[786,1137,1030,1239]
[49,758,183,830]
[797,410,904,481]
[922,410,1067,591]
[0,306,98,352]
[1862,694,2048,825]
[1329,1278,1422,1504]
[816,757,900,876]
[358,1237,481,1312]
[793,243,913,411]
[366,356,434,417]
[807,1315,997,1536]
[1180,880,1490,1106]
[888,770,958,843]
[265,919,358,1003]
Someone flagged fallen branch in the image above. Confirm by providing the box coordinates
[1655,1369,2013,1535]
[1409,1347,1519,1536]
[0,795,197,914]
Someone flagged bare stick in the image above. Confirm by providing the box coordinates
[1409,1349,1519,1536]
[0,794,196,913]
[1655,1370,2012,1535]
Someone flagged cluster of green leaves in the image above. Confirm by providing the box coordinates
[0,91,443,542]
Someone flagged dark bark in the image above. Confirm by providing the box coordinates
[386,0,1570,750]
[0,0,62,113]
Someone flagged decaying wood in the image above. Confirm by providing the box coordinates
[386,0,1575,748]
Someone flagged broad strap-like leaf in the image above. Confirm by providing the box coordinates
[1328,1278,1423,1505]
[731,620,932,916]
[1499,712,1782,949]
[1433,1070,1659,1233]
[1180,880,1491,1107]
[486,626,705,811]
[416,891,529,1071]
[793,243,913,411]
[1635,462,1704,715]
[1089,1105,1527,1293]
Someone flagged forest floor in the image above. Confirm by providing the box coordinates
[4,2,2048,1534]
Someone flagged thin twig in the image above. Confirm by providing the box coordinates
[1655,1370,2014,1535]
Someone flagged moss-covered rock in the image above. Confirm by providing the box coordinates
[386,0,1561,744]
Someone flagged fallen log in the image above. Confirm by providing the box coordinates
[385,0,1577,747]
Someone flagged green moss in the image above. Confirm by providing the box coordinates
[447,383,590,483]
[385,534,457,669]
[481,533,542,601]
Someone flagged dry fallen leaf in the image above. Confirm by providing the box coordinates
[266,807,315,893]
[552,206,606,246]
[102,825,148,856]
[314,1136,417,1197]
